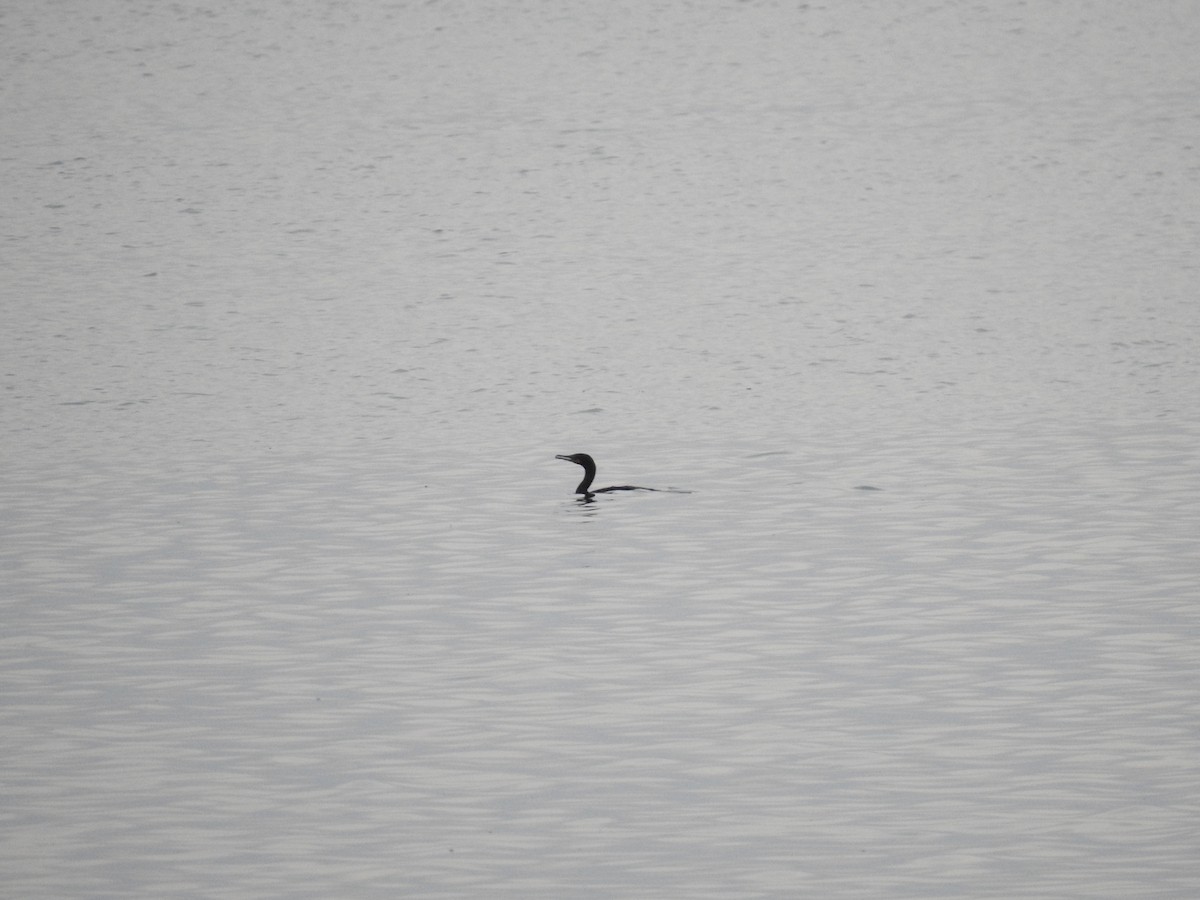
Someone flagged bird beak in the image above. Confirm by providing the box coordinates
[555,455,571,462]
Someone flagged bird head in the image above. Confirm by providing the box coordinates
[555,453,594,467]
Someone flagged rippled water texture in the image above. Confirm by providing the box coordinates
[4,1,1199,897]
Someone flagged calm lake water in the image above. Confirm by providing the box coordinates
[4,1,1199,897]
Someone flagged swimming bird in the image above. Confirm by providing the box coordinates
[555,452,656,495]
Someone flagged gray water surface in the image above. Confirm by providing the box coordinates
[4,1,1199,897]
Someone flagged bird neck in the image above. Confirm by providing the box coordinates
[575,459,596,494]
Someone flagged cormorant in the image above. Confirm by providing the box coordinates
[555,453,656,495]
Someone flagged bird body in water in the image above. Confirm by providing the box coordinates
[555,452,668,496]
